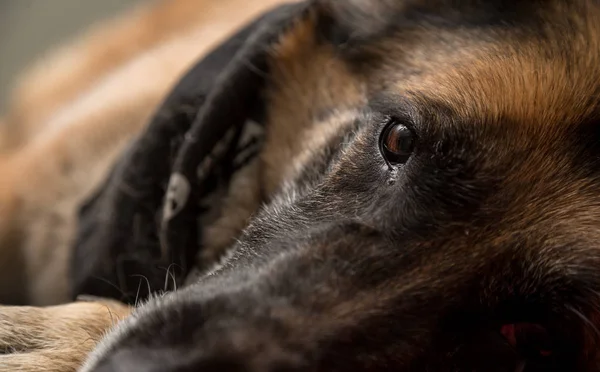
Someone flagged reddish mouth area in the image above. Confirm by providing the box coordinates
[500,323,552,358]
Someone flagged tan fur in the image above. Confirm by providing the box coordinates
[262,12,367,195]
[0,0,291,306]
[10,24,233,305]
[1,0,599,370]
[0,301,129,372]
[0,0,290,370]
[198,160,263,270]
[385,2,600,131]
[0,7,366,368]
[0,158,25,305]
[194,12,369,269]
[3,0,287,150]
[196,11,368,277]
[0,6,405,370]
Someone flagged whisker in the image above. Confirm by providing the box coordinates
[91,276,128,299]
[567,304,600,338]
[134,278,143,307]
[103,305,117,327]
[160,263,182,292]
[163,267,170,293]
[130,274,152,298]
[169,268,177,292]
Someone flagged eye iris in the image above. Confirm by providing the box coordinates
[382,122,414,164]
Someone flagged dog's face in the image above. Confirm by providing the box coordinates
[82,0,600,371]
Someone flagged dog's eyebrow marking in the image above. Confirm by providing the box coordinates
[397,17,600,130]
[287,111,363,178]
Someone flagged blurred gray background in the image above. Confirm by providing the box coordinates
[0,0,143,112]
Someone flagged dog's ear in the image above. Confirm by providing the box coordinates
[71,2,312,303]
[314,0,401,45]
[315,0,540,48]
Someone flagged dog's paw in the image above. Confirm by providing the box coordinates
[0,300,130,372]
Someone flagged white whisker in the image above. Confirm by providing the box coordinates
[567,304,600,337]
[134,277,143,307]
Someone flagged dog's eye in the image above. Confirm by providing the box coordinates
[380,119,415,165]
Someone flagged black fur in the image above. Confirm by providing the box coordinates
[71,2,310,303]
[80,0,600,371]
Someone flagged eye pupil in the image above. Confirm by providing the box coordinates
[381,121,415,164]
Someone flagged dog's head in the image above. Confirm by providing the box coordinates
[81,0,600,370]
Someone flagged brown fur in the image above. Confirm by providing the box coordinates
[261,13,368,195]
[0,0,291,306]
[2,0,600,370]
[0,0,289,369]
[0,300,129,372]
[3,0,287,149]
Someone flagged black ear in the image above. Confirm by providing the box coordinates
[315,0,540,50]
[315,0,400,46]
[71,2,311,304]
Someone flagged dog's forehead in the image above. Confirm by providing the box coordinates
[372,1,600,131]
[355,2,600,247]
[267,0,600,143]
[280,1,600,232]
[261,0,600,210]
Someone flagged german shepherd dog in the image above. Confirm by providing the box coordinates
[1,0,600,371]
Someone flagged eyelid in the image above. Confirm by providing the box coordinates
[378,116,395,168]
[378,117,417,168]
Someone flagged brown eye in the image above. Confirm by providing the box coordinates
[380,120,415,165]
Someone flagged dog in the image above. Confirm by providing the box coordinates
[1,0,600,370]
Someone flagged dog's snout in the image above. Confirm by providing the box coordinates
[93,349,162,372]
[94,349,305,372]
[87,224,414,371]
[92,324,308,372]
[94,352,242,372]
